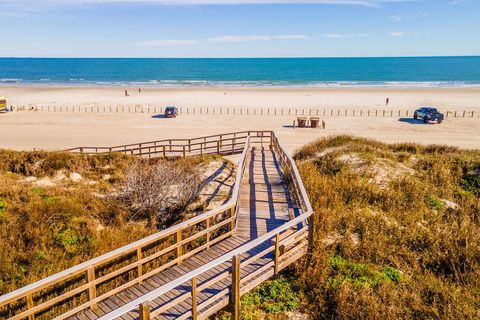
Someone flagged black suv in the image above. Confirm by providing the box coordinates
[164,106,178,118]
[414,107,444,124]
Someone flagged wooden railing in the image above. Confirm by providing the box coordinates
[95,134,314,320]
[0,131,313,320]
[65,131,273,158]
[0,133,261,320]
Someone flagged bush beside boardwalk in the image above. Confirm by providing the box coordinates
[296,136,480,319]
[216,136,480,320]
[0,150,224,296]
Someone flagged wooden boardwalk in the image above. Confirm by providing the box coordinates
[74,146,294,320]
[0,132,313,320]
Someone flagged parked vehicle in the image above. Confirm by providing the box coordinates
[0,96,6,112]
[164,106,178,118]
[414,106,444,124]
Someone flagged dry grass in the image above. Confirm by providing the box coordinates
[292,135,480,319]
[0,150,220,297]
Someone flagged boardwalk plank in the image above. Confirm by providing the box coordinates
[70,145,302,320]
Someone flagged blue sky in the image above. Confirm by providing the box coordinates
[0,0,478,58]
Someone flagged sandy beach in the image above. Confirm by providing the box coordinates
[1,85,480,152]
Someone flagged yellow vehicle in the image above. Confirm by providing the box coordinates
[0,96,6,112]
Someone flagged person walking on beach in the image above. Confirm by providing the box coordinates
[322,120,326,130]
[138,87,141,93]
[386,97,390,106]
[125,90,129,97]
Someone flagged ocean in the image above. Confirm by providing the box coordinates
[1,56,480,87]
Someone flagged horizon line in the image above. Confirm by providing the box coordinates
[1,55,480,59]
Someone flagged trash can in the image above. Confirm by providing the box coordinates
[310,117,320,128]
[297,117,307,128]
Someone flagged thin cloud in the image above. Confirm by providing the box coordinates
[206,34,308,43]
[0,1,423,9]
[387,12,430,22]
[448,0,467,4]
[140,34,309,46]
[322,33,369,38]
[389,31,405,37]
[140,39,201,46]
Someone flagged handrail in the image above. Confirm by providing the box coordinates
[65,130,272,154]
[0,135,256,319]
[97,135,314,320]
[0,130,312,320]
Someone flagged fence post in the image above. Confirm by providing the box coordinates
[139,302,151,320]
[137,248,143,283]
[206,217,211,249]
[308,214,314,257]
[26,294,35,320]
[230,206,236,232]
[86,267,96,307]
[231,255,241,320]
[192,277,198,320]
[176,230,183,262]
[274,233,280,274]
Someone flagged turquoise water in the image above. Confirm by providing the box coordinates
[1,57,480,87]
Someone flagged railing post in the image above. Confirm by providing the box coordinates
[308,214,314,257]
[192,276,198,320]
[274,233,280,274]
[230,206,236,233]
[137,248,143,283]
[26,293,35,320]
[139,301,151,320]
[231,254,241,320]
[217,141,220,154]
[177,230,183,262]
[206,217,211,249]
[86,267,96,307]
[183,145,186,158]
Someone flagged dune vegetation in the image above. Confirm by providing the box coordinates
[216,136,480,320]
[0,150,226,296]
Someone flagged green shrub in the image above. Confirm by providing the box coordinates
[327,255,401,289]
[293,136,480,319]
[425,195,445,211]
[461,174,480,196]
[241,276,299,318]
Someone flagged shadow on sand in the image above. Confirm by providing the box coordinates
[151,114,166,119]
[398,118,429,125]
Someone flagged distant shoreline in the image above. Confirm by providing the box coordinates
[2,81,480,89]
[2,56,480,89]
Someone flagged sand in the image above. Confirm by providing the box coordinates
[1,85,479,152]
